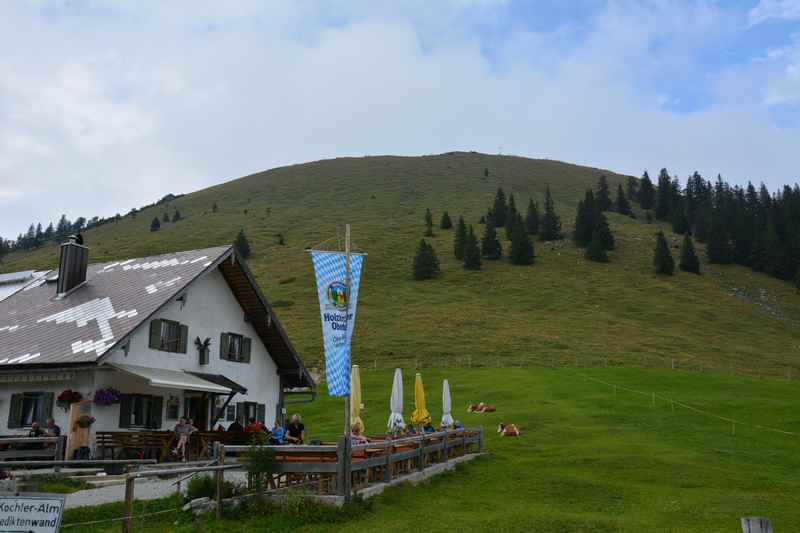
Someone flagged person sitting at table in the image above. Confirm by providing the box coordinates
[46,418,61,437]
[269,419,285,445]
[285,414,305,444]
[227,417,244,432]
[406,425,417,435]
[245,417,263,433]
[27,421,45,438]
[350,425,369,446]
[172,418,197,462]
[423,422,435,434]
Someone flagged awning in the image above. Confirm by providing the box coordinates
[186,372,247,394]
[109,363,231,394]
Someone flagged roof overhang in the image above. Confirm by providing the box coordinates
[186,372,247,394]
[109,363,232,394]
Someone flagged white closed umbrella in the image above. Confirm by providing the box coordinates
[441,378,454,428]
[387,368,405,433]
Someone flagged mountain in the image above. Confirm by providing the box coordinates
[3,152,799,375]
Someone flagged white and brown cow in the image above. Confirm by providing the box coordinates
[497,423,520,437]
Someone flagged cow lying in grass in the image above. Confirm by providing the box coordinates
[497,423,520,437]
[467,402,496,413]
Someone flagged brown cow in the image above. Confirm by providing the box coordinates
[497,423,520,437]
[467,402,496,413]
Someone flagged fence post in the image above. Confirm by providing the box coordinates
[122,475,135,533]
[336,436,351,504]
[383,440,391,483]
[215,443,225,519]
[442,430,449,462]
[418,435,425,471]
[478,425,483,453]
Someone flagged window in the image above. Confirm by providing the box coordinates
[235,402,266,424]
[225,404,236,422]
[148,319,188,353]
[219,332,251,363]
[7,392,53,429]
[118,394,163,429]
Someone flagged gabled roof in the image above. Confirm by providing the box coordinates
[0,246,314,389]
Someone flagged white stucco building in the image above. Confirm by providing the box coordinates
[0,239,314,457]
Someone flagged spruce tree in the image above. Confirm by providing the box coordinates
[540,186,562,241]
[594,213,615,250]
[173,209,181,222]
[670,202,689,234]
[626,175,639,202]
[615,184,631,215]
[150,217,161,232]
[212,203,219,213]
[586,228,609,263]
[505,193,517,240]
[525,198,540,235]
[440,211,453,230]
[492,188,508,227]
[484,168,489,178]
[653,231,675,275]
[706,215,733,264]
[412,239,440,280]
[639,171,655,210]
[679,234,700,274]
[481,220,502,260]
[596,175,612,211]
[424,208,434,237]
[163,212,170,223]
[509,219,534,265]
[654,168,673,220]
[234,229,251,258]
[573,191,596,247]
[454,216,467,260]
[463,226,482,270]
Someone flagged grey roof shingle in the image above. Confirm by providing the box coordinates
[0,246,230,366]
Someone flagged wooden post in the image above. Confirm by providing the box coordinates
[215,443,225,519]
[740,517,773,533]
[122,475,135,533]
[442,430,449,462]
[383,440,391,483]
[336,436,352,503]
[478,425,484,452]
[418,435,425,471]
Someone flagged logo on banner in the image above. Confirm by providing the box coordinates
[326,281,348,310]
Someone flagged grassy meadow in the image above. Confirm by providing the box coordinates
[63,366,800,532]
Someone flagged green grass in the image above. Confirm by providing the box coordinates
[63,367,800,532]
[33,473,93,494]
[2,152,799,376]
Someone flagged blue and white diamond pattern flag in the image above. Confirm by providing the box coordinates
[310,251,364,397]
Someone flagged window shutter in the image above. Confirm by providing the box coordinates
[150,396,163,429]
[118,395,132,428]
[149,320,162,349]
[256,403,266,424]
[36,392,54,424]
[241,337,252,363]
[178,325,189,353]
[7,394,22,429]
[219,333,229,360]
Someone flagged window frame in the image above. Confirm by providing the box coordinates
[159,319,182,353]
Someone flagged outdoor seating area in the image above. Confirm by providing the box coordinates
[96,430,254,461]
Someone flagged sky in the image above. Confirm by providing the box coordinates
[1,0,800,238]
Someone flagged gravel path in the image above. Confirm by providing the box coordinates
[64,471,249,509]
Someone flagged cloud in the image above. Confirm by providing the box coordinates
[0,1,799,239]
[749,0,800,26]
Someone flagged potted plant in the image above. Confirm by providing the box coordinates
[76,415,96,429]
[93,388,122,407]
[56,389,83,411]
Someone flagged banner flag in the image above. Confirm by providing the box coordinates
[310,251,364,397]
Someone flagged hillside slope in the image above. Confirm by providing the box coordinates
[3,152,799,374]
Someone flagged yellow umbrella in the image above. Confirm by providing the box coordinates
[350,365,364,434]
[410,372,431,427]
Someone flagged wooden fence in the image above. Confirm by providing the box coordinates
[0,436,66,462]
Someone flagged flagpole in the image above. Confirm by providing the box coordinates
[344,223,351,439]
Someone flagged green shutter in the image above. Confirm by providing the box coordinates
[219,333,229,360]
[178,325,188,353]
[118,395,132,428]
[36,392,54,424]
[256,403,266,424]
[7,394,22,429]
[149,320,162,350]
[241,337,252,363]
[150,396,163,429]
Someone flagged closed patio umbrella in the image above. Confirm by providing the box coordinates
[350,365,364,434]
[387,368,405,433]
[441,379,454,428]
[410,372,431,428]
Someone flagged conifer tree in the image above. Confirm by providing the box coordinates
[670,202,689,234]
[440,211,453,230]
[453,216,467,260]
[212,203,219,213]
[586,228,609,262]
[594,213,615,250]
[653,231,675,275]
[234,229,251,258]
[509,219,534,265]
[412,239,440,280]
[639,171,655,210]
[484,168,489,178]
[615,184,631,215]
[706,215,733,264]
[627,175,639,203]
[424,208,434,237]
[492,188,508,227]
[540,186,562,241]
[525,198,539,235]
[481,220,502,260]
[654,168,673,220]
[679,234,700,274]
[56,215,71,239]
[150,217,161,232]
[596,175,612,211]
[463,226,482,270]
[573,190,596,247]
[172,209,181,222]
[163,212,170,223]
[44,222,54,241]
[505,193,517,240]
